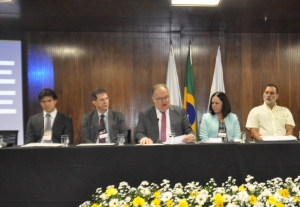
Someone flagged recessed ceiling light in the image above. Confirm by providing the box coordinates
[171,0,222,6]
[0,0,13,2]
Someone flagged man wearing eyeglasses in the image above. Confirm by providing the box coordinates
[246,84,295,141]
[81,88,128,143]
[135,84,195,145]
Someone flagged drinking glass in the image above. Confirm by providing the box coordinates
[0,135,3,147]
[61,135,69,147]
[240,132,246,143]
[168,133,175,144]
[117,134,125,146]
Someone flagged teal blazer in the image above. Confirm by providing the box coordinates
[200,113,241,140]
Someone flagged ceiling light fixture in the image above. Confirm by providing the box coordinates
[171,0,222,6]
[0,0,13,2]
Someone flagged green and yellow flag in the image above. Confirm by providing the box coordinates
[184,45,199,140]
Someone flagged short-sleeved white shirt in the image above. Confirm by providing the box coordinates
[245,102,295,136]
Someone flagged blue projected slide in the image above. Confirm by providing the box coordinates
[0,40,23,145]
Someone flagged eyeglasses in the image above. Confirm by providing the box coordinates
[153,95,169,102]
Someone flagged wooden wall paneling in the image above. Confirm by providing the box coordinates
[240,33,254,137]
[225,33,243,131]
[24,31,300,143]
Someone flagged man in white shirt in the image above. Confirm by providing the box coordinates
[245,84,295,141]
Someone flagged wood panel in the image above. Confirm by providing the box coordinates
[24,31,300,143]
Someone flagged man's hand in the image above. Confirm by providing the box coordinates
[182,134,195,143]
[140,138,154,145]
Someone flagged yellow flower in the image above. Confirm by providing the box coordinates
[178,199,188,207]
[238,185,246,191]
[123,205,130,207]
[214,194,224,203]
[151,199,161,207]
[133,196,146,207]
[249,195,257,205]
[294,196,300,202]
[190,190,198,198]
[279,189,289,198]
[105,187,117,197]
[91,204,100,207]
[166,199,173,207]
[267,196,277,205]
[215,201,224,207]
[153,190,161,199]
[275,202,284,207]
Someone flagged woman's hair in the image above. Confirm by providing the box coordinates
[209,92,231,118]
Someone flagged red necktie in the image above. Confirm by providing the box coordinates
[99,115,106,143]
[161,112,166,142]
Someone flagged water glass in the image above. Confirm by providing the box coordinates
[61,135,69,147]
[240,132,246,143]
[168,133,175,144]
[117,134,125,146]
[0,135,3,147]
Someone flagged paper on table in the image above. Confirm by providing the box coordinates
[261,136,297,141]
[77,143,115,146]
[200,138,223,143]
[21,143,63,147]
[164,135,185,144]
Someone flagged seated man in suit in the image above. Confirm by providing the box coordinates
[246,84,295,141]
[134,84,195,145]
[81,88,127,143]
[25,88,74,144]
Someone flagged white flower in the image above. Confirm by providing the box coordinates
[100,193,108,200]
[142,188,151,196]
[195,194,207,205]
[237,191,250,202]
[230,186,238,193]
[226,203,239,207]
[109,198,119,207]
[141,181,149,185]
[175,188,183,195]
[253,201,264,207]
[125,196,131,202]
[199,189,209,195]
[247,184,256,192]
[161,192,172,202]
[261,189,272,197]
[223,194,232,203]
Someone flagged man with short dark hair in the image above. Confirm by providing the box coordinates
[25,88,74,144]
[246,84,295,141]
[81,88,127,143]
[134,84,195,145]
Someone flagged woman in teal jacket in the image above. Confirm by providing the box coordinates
[200,92,241,140]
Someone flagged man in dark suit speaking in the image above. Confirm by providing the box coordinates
[81,88,127,143]
[25,88,74,144]
[135,84,195,145]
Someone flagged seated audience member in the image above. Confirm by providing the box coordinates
[134,84,195,145]
[200,92,240,140]
[25,88,74,144]
[246,84,295,141]
[82,88,127,143]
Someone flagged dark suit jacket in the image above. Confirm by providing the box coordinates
[25,112,74,144]
[134,105,194,143]
[81,109,128,143]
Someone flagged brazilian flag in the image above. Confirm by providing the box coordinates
[184,45,199,140]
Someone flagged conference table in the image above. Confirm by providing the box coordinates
[1,141,300,207]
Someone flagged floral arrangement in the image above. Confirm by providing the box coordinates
[80,175,300,207]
